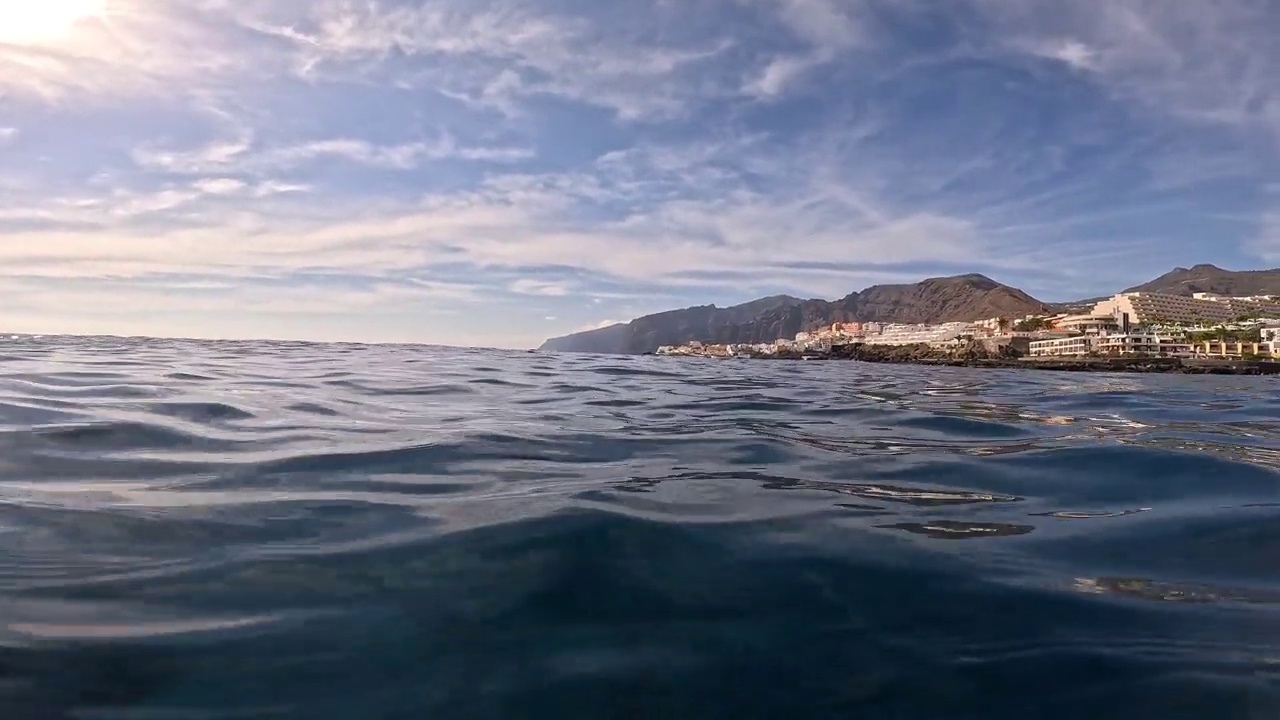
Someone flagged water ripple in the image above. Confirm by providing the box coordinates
[0,337,1277,717]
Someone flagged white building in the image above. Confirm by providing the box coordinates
[1056,314,1120,335]
[1029,336,1094,357]
[1092,292,1280,325]
[1094,334,1190,356]
[971,317,1012,333]
[1030,333,1191,358]
[1194,293,1279,303]
[862,322,973,347]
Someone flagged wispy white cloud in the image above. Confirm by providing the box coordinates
[574,319,624,332]
[271,136,534,169]
[0,1,279,101]
[0,135,998,302]
[191,177,247,195]
[0,0,1276,345]
[131,134,254,175]
[232,0,736,121]
[1023,39,1099,72]
[253,180,311,197]
[509,279,570,297]
[134,133,533,176]
[987,0,1280,140]
[744,0,865,97]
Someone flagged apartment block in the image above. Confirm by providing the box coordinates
[1030,333,1189,357]
[1094,334,1190,356]
[1029,336,1093,357]
[1093,292,1280,325]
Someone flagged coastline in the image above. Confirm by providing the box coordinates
[652,343,1280,375]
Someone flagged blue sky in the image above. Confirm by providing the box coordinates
[0,0,1277,347]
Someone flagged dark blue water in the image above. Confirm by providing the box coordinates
[1,336,1279,719]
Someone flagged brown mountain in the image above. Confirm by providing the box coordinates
[539,274,1049,354]
[1126,264,1280,296]
[845,274,1047,324]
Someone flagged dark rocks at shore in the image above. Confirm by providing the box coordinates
[759,342,1280,375]
[1025,358,1280,375]
[827,340,1022,364]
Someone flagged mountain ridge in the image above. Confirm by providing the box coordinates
[1124,264,1280,297]
[539,273,1048,354]
[540,266,1280,355]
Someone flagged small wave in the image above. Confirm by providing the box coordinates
[284,402,341,416]
[145,402,256,423]
[1033,508,1152,519]
[878,520,1036,539]
[1074,577,1280,605]
[165,371,219,381]
[0,337,1277,717]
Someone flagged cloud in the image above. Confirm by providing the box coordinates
[986,0,1280,140]
[254,180,311,197]
[747,55,820,98]
[1,0,1277,345]
[192,177,247,195]
[574,319,624,332]
[270,137,533,169]
[1025,39,1099,72]
[232,0,736,121]
[0,127,17,144]
[744,0,865,97]
[509,279,570,297]
[0,135,994,299]
[134,133,533,176]
[0,1,281,101]
[131,134,254,175]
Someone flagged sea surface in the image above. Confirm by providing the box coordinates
[1,336,1279,719]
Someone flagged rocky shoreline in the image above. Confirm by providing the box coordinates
[735,342,1280,375]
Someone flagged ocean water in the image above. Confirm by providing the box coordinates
[1,336,1279,719]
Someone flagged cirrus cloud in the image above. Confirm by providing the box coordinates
[0,0,1275,347]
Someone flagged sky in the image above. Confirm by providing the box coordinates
[0,0,1277,348]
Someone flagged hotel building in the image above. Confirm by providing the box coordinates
[1092,292,1280,325]
[1029,336,1094,357]
[1029,333,1191,358]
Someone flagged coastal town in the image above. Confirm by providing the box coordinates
[655,290,1280,362]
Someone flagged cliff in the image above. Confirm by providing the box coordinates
[539,274,1048,354]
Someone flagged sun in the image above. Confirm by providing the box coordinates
[0,0,105,44]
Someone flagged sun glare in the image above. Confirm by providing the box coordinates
[0,0,104,44]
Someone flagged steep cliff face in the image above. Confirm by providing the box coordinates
[1126,264,1280,296]
[539,296,807,354]
[539,274,1048,354]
